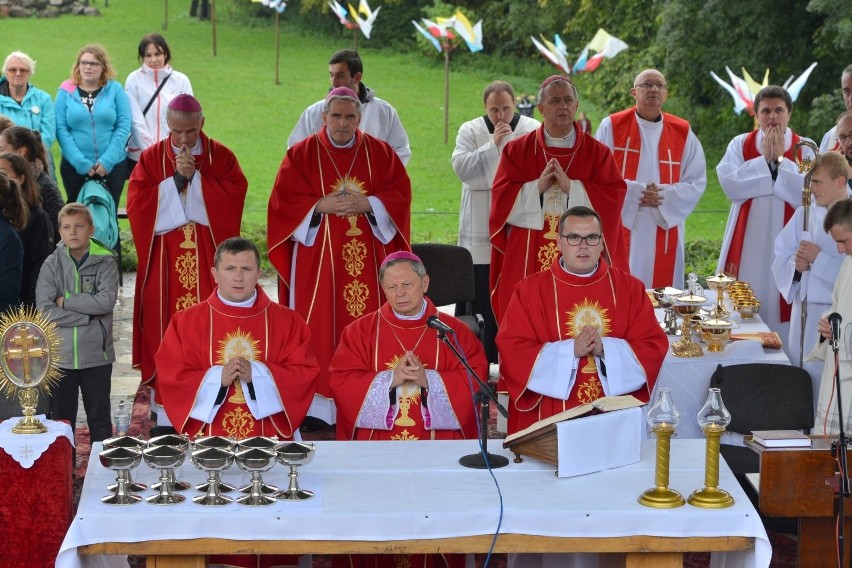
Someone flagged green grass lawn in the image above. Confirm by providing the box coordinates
[6,0,730,250]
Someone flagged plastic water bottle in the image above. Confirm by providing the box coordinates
[114,400,130,436]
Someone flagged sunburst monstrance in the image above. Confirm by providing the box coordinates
[0,306,63,434]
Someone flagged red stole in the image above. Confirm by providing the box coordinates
[723,129,798,322]
[610,108,689,288]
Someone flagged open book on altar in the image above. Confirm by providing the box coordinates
[503,395,645,446]
[503,396,645,477]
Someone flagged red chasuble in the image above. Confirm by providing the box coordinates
[329,300,484,441]
[268,128,411,398]
[609,108,689,288]
[496,259,668,435]
[127,132,247,386]
[489,124,628,325]
[722,129,799,322]
[155,287,319,439]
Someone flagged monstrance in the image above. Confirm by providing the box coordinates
[0,306,62,434]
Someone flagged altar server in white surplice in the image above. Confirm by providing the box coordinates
[716,85,815,347]
[773,151,851,405]
[595,69,705,289]
[808,199,852,436]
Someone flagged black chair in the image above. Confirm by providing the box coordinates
[710,362,814,532]
[411,243,485,346]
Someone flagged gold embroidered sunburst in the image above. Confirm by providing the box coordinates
[0,306,63,434]
[332,175,366,196]
[565,299,612,338]
[215,328,261,365]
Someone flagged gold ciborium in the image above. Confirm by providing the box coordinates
[688,388,734,508]
[700,319,733,352]
[671,294,706,358]
[639,387,685,508]
[653,287,683,336]
[0,307,63,434]
[736,301,760,320]
[706,274,735,320]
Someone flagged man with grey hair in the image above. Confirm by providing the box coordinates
[452,80,539,362]
[127,93,247,431]
[0,51,56,166]
[269,86,411,430]
[489,75,628,327]
[288,48,410,165]
[820,64,852,152]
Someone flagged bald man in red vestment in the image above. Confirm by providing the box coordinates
[268,87,411,430]
[489,76,628,326]
[128,94,247,428]
[496,207,667,436]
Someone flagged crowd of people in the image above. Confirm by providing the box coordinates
[2,36,852,567]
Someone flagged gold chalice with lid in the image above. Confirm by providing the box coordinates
[706,274,735,320]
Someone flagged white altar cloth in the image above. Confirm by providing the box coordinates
[0,416,74,467]
[57,439,770,567]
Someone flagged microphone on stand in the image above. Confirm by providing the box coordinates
[427,315,455,335]
[829,312,843,353]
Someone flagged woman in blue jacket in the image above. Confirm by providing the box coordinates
[55,44,131,206]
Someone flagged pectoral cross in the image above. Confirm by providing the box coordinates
[660,149,681,184]
[7,325,47,385]
[613,136,640,175]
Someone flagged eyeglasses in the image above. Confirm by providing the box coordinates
[78,60,102,68]
[838,133,852,144]
[634,81,668,91]
[5,67,30,75]
[559,233,602,246]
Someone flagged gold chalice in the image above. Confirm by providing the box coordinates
[706,274,735,320]
[671,294,706,358]
[700,319,733,352]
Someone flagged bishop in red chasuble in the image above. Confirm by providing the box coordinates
[496,207,668,436]
[489,78,627,328]
[268,87,411,425]
[328,252,482,568]
[128,95,247,392]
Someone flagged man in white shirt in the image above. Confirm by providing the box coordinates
[595,69,706,289]
[716,85,815,350]
[451,80,539,361]
[287,48,410,165]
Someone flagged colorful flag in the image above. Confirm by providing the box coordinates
[328,0,355,29]
[710,63,816,116]
[252,0,287,12]
[573,28,627,74]
[451,9,483,52]
[348,0,381,39]
[531,34,570,74]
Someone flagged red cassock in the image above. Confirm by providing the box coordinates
[127,132,247,387]
[489,124,628,325]
[268,128,411,399]
[329,299,479,568]
[155,286,319,439]
[496,259,668,435]
[329,300,484,441]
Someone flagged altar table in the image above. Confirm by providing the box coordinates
[57,439,770,567]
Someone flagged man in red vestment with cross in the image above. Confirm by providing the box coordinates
[328,251,480,568]
[595,68,706,290]
[156,237,319,439]
[128,94,247,429]
[496,207,668,435]
[268,86,411,430]
[716,85,815,352]
[489,75,628,327]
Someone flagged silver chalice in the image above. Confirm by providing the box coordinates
[193,436,237,493]
[190,446,235,506]
[148,433,191,492]
[103,435,148,493]
[236,437,280,495]
[99,446,143,505]
[234,447,279,506]
[275,442,316,501]
[142,445,187,505]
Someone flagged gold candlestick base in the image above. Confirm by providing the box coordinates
[687,486,734,509]
[639,486,686,508]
